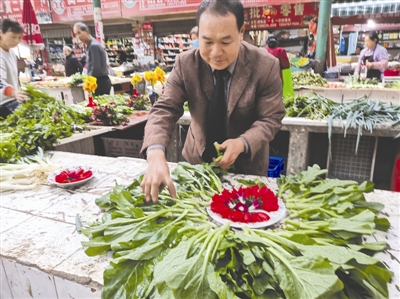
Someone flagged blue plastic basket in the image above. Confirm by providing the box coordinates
[268,156,285,178]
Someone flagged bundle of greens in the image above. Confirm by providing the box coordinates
[292,71,327,88]
[69,73,86,87]
[0,148,60,192]
[284,93,338,119]
[92,94,137,115]
[345,75,380,89]
[89,103,130,126]
[328,97,400,153]
[0,86,87,162]
[81,163,392,299]
[385,80,400,90]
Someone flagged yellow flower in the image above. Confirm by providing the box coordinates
[154,66,165,76]
[87,76,97,84]
[83,82,91,91]
[82,76,98,93]
[131,73,142,86]
[144,71,152,82]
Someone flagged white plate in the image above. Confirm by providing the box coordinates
[207,199,287,229]
[47,166,96,188]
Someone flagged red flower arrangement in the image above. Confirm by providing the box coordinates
[210,185,279,223]
[55,168,93,184]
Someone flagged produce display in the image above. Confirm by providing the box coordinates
[89,103,130,126]
[210,184,279,223]
[81,163,391,299]
[290,57,309,68]
[385,81,400,90]
[284,93,338,119]
[0,149,60,192]
[55,167,93,184]
[284,94,400,152]
[328,97,400,153]
[69,73,86,87]
[0,86,87,163]
[292,71,327,88]
[345,75,380,89]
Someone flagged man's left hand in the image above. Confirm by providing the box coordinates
[215,138,245,169]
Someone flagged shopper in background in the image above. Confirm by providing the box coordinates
[118,45,127,64]
[73,22,111,95]
[140,0,284,202]
[354,32,388,81]
[351,46,362,56]
[190,26,199,48]
[0,19,28,118]
[63,46,83,77]
[265,35,294,99]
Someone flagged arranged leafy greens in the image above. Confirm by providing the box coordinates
[81,163,393,299]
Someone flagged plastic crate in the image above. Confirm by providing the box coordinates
[268,156,285,178]
[102,137,143,159]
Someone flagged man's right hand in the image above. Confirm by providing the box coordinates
[140,148,177,202]
[12,90,28,103]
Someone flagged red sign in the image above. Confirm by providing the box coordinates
[121,0,200,17]
[120,0,317,18]
[245,2,319,30]
[51,0,122,22]
[142,21,153,31]
[0,0,52,24]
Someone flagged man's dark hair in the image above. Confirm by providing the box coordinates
[366,31,379,44]
[196,0,244,31]
[1,19,23,34]
[74,22,90,34]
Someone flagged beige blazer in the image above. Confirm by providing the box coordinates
[141,41,285,176]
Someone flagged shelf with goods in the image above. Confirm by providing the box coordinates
[47,39,69,64]
[106,38,138,68]
[156,34,192,70]
[132,23,155,70]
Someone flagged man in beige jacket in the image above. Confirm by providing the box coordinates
[141,0,285,202]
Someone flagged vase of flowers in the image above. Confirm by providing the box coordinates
[131,73,142,98]
[144,67,166,106]
[129,73,149,110]
[82,76,98,108]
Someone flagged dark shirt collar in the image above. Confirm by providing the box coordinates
[211,59,237,76]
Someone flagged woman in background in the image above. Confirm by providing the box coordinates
[63,46,83,77]
[265,35,294,98]
[354,32,388,81]
[0,19,27,118]
[190,26,199,49]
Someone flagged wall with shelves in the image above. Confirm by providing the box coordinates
[156,34,192,69]
[106,38,137,67]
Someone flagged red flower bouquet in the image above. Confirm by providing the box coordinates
[55,168,93,184]
[210,185,279,223]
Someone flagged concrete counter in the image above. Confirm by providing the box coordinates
[0,152,399,298]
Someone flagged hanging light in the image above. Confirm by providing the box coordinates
[367,19,376,28]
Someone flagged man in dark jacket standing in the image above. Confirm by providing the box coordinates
[73,22,111,95]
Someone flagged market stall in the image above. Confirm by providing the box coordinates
[0,151,399,298]
[168,98,399,190]
[29,76,134,105]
